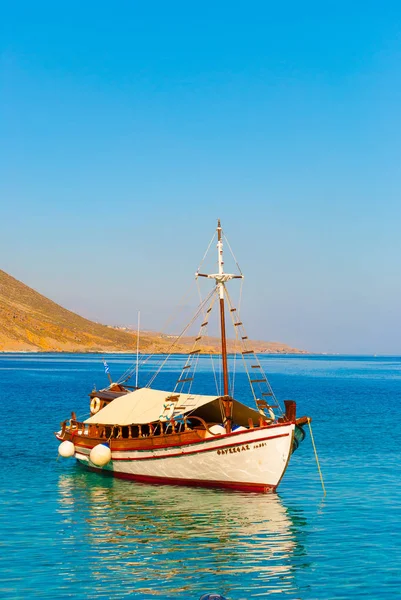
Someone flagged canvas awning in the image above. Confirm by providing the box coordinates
[84,387,261,426]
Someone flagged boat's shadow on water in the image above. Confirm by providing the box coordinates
[56,467,310,599]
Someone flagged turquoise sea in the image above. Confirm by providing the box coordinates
[0,353,400,599]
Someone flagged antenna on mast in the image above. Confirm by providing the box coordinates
[135,310,140,389]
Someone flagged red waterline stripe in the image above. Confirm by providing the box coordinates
[76,432,289,462]
[82,465,277,494]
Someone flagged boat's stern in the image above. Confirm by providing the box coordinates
[283,399,309,453]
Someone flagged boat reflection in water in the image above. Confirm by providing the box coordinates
[57,469,308,598]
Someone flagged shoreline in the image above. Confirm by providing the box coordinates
[0,349,310,355]
[1,351,399,357]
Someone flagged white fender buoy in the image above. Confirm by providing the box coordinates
[58,440,75,458]
[90,444,112,467]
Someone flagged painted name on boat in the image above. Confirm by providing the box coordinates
[217,444,250,455]
[217,440,271,456]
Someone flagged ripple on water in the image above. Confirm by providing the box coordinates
[0,353,400,599]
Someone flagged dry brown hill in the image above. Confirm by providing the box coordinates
[0,269,304,354]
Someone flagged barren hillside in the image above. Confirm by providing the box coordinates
[0,269,305,354]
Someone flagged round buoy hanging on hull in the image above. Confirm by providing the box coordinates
[58,440,75,458]
[90,444,111,467]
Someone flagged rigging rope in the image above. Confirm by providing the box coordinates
[174,288,218,394]
[196,277,220,396]
[223,233,243,276]
[118,231,217,387]
[224,286,284,416]
[307,418,327,496]
[224,287,257,404]
[117,353,153,386]
[145,288,216,389]
[116,280,199,386]
[229,278,244,398]
[159,282,201,340]
[196,231,216,275]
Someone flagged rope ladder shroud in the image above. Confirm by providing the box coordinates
[173,289,218,396]
[224,286,284,418]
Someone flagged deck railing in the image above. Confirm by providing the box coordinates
[60,414,226,441]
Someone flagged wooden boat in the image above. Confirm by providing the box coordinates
[56,221,309,493]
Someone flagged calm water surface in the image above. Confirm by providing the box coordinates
[0,353,400,599]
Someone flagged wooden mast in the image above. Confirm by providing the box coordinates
[197,220,241,432]
[217,219,232,433]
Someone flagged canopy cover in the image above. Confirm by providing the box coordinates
[85,388,219,425]
[84,387,262,426]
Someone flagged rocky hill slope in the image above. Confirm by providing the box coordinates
[0,269,304,354]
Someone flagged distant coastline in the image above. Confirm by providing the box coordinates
[0,268,306,355]
[0,348,309,355]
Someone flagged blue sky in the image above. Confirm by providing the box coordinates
[1,1,401,353]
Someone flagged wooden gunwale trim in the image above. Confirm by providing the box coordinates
[80,466,277,493]
[58,429,204,449]
[66,422,293,453]
[58,420,293,444]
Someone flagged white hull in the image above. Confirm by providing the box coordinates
[74,423,295,493]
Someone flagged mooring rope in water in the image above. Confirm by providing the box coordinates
[307,418,326,496]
